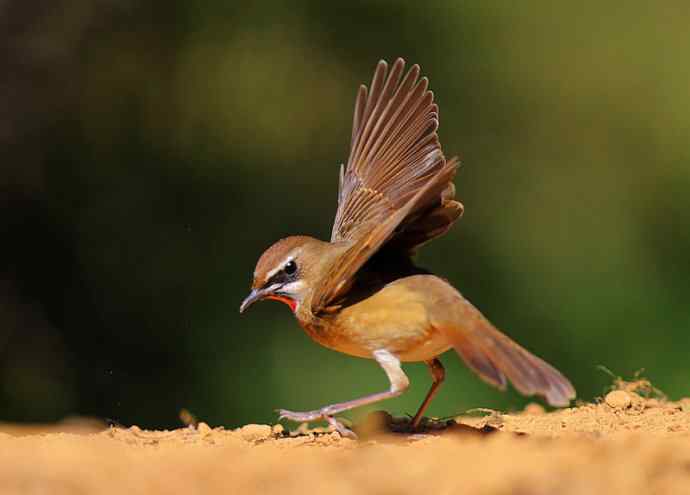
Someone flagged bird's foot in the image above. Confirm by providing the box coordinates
[277,407,356,439]
[325,416,357,439]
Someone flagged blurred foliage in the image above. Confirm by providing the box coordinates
[1,1,689,428]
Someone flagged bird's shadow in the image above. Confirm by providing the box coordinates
[351,411,502,441]
[277,411,507,442]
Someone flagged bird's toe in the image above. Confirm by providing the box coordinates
[276,408,322,422]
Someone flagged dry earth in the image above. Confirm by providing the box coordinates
[2,381,690,494]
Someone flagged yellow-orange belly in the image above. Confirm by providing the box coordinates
[302,275,453,362]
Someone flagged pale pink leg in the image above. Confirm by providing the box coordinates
[277,349,409,434]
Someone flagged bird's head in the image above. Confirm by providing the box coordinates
[240,236,335,314]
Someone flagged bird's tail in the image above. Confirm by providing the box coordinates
[441,303,576,407]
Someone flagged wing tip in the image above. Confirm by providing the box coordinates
[407,63,420,81]
[544,376,577,407]
[447,155,462,170]
[376,59,389,73]
[419,76,430,93]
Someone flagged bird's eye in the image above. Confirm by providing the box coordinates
[284,260,297,275]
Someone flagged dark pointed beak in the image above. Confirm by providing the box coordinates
[240,288,264,313]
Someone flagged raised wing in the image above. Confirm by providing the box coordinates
[313,59,462,313]
[331,58,462,246]
[314,161,457,313]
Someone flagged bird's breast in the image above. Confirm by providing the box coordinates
[300,275,452,362]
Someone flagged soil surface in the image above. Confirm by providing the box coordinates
[3,381,690,494]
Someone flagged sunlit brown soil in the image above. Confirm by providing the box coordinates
[2,381,690,494]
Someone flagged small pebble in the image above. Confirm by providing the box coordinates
[605,390,632,409]
[271,424,284,436]
[197,422,212,437]
[523,403,545,415]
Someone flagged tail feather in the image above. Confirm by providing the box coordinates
[442,307,576,407]
[451,331,508,391]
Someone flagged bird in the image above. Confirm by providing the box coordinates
[240,58,575,436]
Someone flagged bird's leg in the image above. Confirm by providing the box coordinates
[411,358,445,429]
[277,349,410,431]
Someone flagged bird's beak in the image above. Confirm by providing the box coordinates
[240,288,264,313]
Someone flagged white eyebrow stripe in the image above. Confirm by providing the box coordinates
[264,255,294,281]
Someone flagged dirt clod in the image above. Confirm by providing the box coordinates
[197,422,212,437]
[605,390,633,409]
[237,424,272,442]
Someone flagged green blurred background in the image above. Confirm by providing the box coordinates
[2,1,689,429]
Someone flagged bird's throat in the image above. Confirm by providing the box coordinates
[266,295,297,312]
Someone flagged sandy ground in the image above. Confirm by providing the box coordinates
[2,381,690,495]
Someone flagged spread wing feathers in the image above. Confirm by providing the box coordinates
[313,161,457,313]
[331,58,461,246]
[384,178,464,252]
[441,306,576,407]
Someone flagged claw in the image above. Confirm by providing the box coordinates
[325,416,357,439]
[275,408,356,439]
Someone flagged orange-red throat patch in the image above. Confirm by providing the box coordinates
[266,295,297,312]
